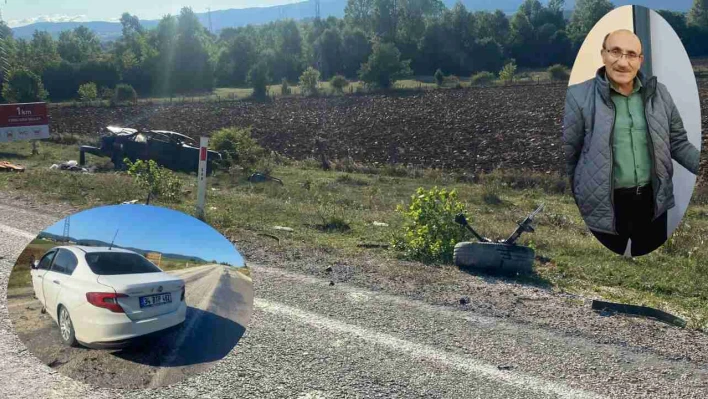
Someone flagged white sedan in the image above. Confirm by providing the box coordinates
[30,246,187,348]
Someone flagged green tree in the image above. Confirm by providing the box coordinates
[248,60,269,98]
[330,74,349,93]
[299,66,321,96]
[57,26,101,63]
[688,0,708,29]
[567,0,614,49]
[217,32,257,86]
[434,68,444,86]
[2,69,49,103]
[345,0,375,33]
[315,28,343,79]
[358,40,412,89]
[29,31,61,74]
[341,28,372,78]
[77,82,98,101]
[172,7,216,93]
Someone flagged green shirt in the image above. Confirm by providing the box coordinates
[609,75,653,189]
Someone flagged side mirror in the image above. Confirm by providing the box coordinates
[32,260,39,269]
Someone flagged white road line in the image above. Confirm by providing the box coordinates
[255,298,607,399]
[0,223,36,240]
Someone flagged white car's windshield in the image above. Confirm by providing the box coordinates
[85,252,161,275]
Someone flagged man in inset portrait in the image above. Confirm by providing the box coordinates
[563,29,700,256]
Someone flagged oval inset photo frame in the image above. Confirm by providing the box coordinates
[6,204,253,388]
[563,5,702,257]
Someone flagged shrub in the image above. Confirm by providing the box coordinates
[470,71,495,85]
[78,82,98,102]
[445,75,462,88]
[2,68,48,103]
[330,74,349,93]
[113,83,137,104]
[124,159,183,203]
[392,187,468,264]
[499,61,517,83]
[281,78,291,95]
[434,68,444,87]
[210,127,265,169]
[248,62,269,99]
[548,64,570,81]
[299,67,320,96]
[99,86,114,100]
[358,40,412,89]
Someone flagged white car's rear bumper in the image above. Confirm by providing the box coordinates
[72,301,187,346]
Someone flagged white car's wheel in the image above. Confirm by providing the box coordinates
[58,306,78,347]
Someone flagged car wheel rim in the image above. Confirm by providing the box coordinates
[60,309,71,341]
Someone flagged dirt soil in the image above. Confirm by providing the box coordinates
[47,81,708,183]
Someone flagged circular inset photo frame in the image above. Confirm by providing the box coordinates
[563,5,702,256]
[6,204,253,388]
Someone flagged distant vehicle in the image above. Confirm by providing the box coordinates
[30,246,187,348]
[79,126,222,173]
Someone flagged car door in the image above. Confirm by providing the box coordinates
[43,249,78,323]
[32,250,56,306]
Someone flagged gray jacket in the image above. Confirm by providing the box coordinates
[563,67,700,234]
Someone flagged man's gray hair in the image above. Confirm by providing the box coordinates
[602,29,642,51]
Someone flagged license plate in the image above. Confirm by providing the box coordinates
[139,293,172,308]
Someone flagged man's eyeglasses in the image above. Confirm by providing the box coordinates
[603,48,642,62]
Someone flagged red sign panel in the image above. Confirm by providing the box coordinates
[200,147,207,161]
[0,103,49,127]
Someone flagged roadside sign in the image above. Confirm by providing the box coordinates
[0,103,50,143]
[196,136,209,220]
[145,252,162,267]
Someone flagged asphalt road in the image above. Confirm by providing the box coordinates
[1,195,708,398]
[6,263,252,389]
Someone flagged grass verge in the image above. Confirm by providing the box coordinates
[1,140,707,330]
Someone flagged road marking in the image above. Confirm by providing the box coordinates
[0,223,36,240]
[255,298,606,399]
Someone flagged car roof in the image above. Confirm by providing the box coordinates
[105,126,138,135]
[56,245,139,254]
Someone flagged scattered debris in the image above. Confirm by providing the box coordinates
[591,300,686,328]
[248,172,284,185]
[122,200,139,204]
[257,233,280,243]
[459,297,470,305]
[0,161,25,172]
[497,365,514,371]
[372,221,389,227]
[535,255,552,264]
[273,226,294,232]
[329,281,335,286]
[50,160,89,172]
[209,206,217,211]
[356,243,390,249]
[325,266,333,273]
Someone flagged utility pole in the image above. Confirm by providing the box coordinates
[207,7,213,34]
[62,216,71,243]
[315,0,320,21]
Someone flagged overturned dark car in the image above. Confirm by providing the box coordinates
[80,126,222,174]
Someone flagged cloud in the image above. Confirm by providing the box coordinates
[8,15,89,28]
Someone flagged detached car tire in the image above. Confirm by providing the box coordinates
[453,242,535,275]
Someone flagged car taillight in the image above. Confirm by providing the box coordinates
[180,286,185,302]
[86,292,128,313]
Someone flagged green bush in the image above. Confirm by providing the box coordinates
[434,68,444,87]
[78,82,98,102]
[299,67,320,96]
[124,159,183,203]
[113,83,137,104]
[358,40,412,89]
[330,74,349,93]
[248,62,269,99]
[548,64,570,81]
[445,75,462,88]
[499,61,517,83]
[100,86,114,100]
[470,71,496,85]
[2,68,48,103]
[210,126,265,169]
[281,78,291,95]
[392,187,468,264]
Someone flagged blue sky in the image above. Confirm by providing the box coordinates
[3,1,299,28]
[42,204,245,267]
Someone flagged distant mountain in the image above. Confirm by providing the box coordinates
[11,0,693,42]
[36,232,208,263]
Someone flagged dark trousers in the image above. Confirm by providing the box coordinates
[590,185,667,256]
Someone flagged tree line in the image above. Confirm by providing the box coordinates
[1,0,708,102]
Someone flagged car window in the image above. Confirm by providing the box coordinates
[37,250,56,270]
[84,252,162,275]
[50,249,78,275]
